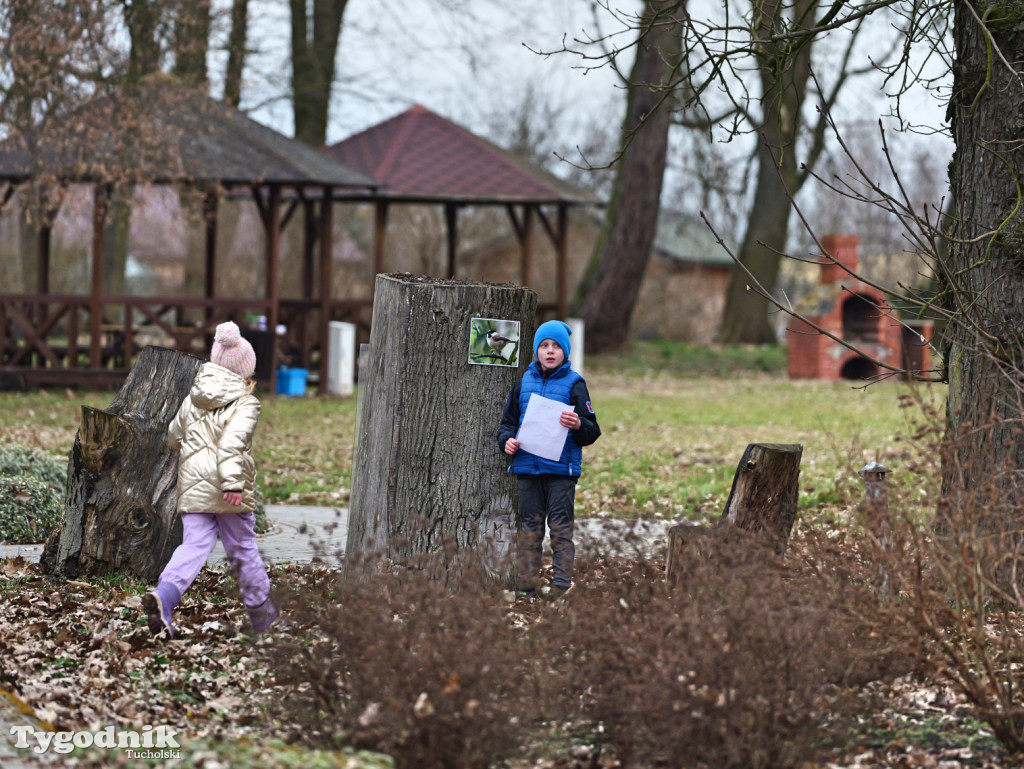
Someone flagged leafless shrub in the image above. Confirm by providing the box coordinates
[828,403,1024,754]
[887,428,1024,751]
[559,535,908,769]
[269,549,555,769]
[268,528,915,769]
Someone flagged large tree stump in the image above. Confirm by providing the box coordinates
[720,442,803,549]
[41,346,204,581]
[346,275,536,583]
[667,443,803,585]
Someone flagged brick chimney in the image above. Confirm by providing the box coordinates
[820,234,859,285]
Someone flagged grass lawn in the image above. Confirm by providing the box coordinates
[0,341,948,526]
[6,343,1009,769]
[587,373,943,522]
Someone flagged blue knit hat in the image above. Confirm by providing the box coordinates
[533,320,572,360]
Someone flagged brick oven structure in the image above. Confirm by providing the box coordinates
[787,234,933,380]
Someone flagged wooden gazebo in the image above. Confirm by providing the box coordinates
[324,105,601,319]
[0,75,375,390]
[1,93,601,391]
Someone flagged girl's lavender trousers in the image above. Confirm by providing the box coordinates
[157,512,270,608]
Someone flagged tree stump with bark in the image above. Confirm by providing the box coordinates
[667,443,803,586]
[346,274,536,584]
[41,346,204,582]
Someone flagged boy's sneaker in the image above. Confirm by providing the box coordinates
[549,584,573,600]
[246,598,280,633]
[514,588,537,600]
[142,591,175,638]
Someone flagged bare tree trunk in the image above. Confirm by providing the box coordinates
[41,347,204,582]
[346,275,536,584]
[103,186,132,301]
[574,1,682,353]
[942,3,1024,525]
[717,135,796,344]
[290,0,349,146]
[718,0,815,345]
[124,0,161,80]
[223,0,249,107]
[9,0,39,294]
[172,0,211,88]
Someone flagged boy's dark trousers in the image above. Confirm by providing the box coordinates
[516,475,577,590]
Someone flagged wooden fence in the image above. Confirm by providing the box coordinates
[0,293,373,389]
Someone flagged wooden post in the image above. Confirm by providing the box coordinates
[522,204,534,288]
[203,188,218,325]
[667,443,803,585]
[318,185,334,394]
[445,203,458,279]
[346,275,537,584]
[40,346,205,582]
[372,201,388,277]
[90,184,108,369]
[35,221,51,339]
[265,184,281,392]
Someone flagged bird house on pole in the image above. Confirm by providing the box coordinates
[859,460,890,507]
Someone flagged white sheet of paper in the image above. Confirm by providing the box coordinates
[516,394,570,462]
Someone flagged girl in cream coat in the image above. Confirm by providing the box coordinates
[142,321,278,638]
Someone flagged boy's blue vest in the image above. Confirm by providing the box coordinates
[511,360,583,477]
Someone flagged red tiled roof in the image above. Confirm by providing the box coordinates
[323,105,597,204]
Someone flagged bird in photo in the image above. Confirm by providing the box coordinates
[486,329,515,355]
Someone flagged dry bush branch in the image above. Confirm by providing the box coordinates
[270,532,927,768]
[833,399,1024,754]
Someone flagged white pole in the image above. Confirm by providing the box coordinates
[567,317,585,375]
[327,321,357,396]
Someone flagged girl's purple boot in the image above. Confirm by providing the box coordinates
[142,582,180,639]
[246,597,280,633]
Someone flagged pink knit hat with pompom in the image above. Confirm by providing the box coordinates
[211,321,256,379]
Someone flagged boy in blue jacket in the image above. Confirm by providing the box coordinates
[497,320,601,598]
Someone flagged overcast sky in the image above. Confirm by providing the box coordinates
[231,0,631,145]
[230,1,949,136]
[221,0,953,234]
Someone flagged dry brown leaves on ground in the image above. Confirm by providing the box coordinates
[0,557,1022,768]
[0,560,284,740]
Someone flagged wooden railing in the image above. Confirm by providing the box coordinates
[0,293,373,388]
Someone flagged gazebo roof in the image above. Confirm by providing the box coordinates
[323,105,599,205]
[0,74,376,189]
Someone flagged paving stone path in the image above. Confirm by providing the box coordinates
[1,506,673,566]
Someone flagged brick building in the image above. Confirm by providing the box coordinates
[787,234,932,380]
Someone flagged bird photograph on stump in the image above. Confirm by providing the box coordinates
[469,317,521,366]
